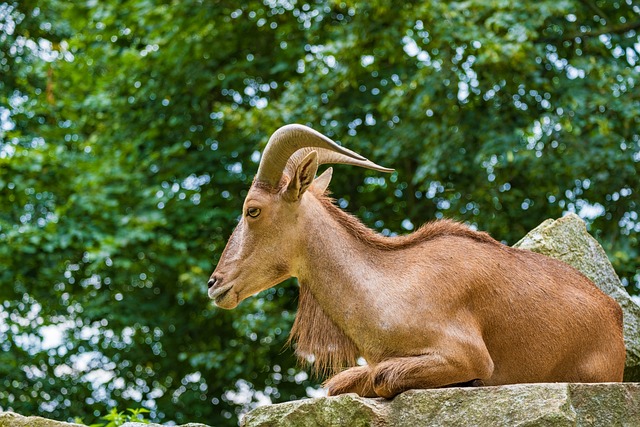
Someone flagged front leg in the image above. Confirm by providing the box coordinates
[372,350,494,398]
[323,365,376,397]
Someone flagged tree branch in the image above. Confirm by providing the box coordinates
[579,0,611,23]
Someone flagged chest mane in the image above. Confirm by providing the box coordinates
[288,283,360,376]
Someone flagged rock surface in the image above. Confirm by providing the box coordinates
[0,413,208,427]
[0,412,84,427]
[514,213,640,381]
[5,383,640,427]
[242,383,640,427]
[121,423,209,427]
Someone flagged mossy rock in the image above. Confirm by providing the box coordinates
[242,383,640,427]
[0,412,84,427]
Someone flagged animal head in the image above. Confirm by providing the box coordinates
[208,124,392,309]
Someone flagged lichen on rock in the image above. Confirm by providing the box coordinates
[241,383,640,427]
[0,412,84,427]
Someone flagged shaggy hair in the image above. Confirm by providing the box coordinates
[318,194,502,250]
[288,283,360,376]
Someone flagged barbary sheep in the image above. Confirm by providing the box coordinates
[208,124,625,398]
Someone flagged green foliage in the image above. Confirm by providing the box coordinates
[76,407,150,427]
[0,0,638,426]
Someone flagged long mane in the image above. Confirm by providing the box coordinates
[288,283,360,376]
[318,195,501,250]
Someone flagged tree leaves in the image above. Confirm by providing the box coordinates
[1,0,638,425]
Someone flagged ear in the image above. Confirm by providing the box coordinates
[310,167,333,195]
[284,151,319,201]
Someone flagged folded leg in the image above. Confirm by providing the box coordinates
[371,350,493,398]
[324,365,376,397]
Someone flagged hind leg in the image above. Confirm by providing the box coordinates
[572,348,625,383]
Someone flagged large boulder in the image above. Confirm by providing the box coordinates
[514,213,640,381]
[5,383,640,427]
[242,383,640,427]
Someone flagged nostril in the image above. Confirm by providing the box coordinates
[208,278,217,289]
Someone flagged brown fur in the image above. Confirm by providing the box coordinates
[319,195,500,250]
[288,283,360,376]
[253,179,282,194]
[289,196,504,376]
[297,194,623,395]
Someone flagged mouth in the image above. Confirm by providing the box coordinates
[209,283,231,300]
[208,283,238,308]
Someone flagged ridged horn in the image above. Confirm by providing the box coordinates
[283,147,394,181]
[255,124,393,188]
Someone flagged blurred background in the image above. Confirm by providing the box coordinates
[1,0,638,425]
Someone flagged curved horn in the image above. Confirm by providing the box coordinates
[256,124,393,187]
[283,147,393,181]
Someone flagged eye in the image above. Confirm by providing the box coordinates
[247,207,261,218]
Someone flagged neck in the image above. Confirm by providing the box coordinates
[289,194,389,373]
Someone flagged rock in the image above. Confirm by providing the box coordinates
[242,383,640,427]
[514,213,640,381]
[121,423,210,427]
[241,393,388,427]
[0,412,84,427]
[0,413,212,427]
